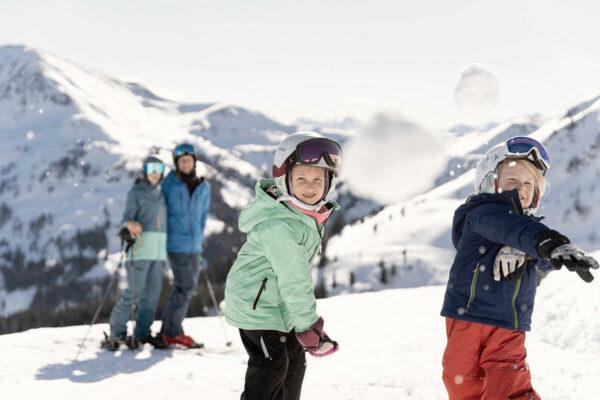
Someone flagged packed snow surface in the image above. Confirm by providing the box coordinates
[1,265,598,400]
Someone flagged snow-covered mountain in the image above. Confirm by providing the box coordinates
[0,45,376,326]
[1,265,597,400]
[326,95,600,294]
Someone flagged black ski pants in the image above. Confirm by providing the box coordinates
[239,329,307,400]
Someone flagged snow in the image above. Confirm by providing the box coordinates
[204,219,227,236]
[530,252,600,356]
[0,286,37,316]
[1,270,598,399]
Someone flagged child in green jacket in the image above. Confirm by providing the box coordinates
[225,132,342,400]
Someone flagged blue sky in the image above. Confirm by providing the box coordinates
[2,0,600,127]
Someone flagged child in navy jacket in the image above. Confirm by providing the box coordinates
[440,137,598,400]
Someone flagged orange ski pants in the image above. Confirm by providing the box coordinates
[442,318,541,400]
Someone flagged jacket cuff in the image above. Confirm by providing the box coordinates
[536,229,570,259]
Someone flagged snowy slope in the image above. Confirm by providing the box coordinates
[327,95,600,293]
[0,45,373,321]
[1,263,598,400]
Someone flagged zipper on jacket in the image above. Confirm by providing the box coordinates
[509,192,524,330]
[252,278,268,310]
[467,264,480,309]
[511,277,522,329]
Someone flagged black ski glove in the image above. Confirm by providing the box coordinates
[536,230,599,283]
[118,226,135,249]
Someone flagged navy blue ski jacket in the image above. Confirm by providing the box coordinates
[440,190,554,331]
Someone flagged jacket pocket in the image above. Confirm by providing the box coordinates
[252,278,268,310]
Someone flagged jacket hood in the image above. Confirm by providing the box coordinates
[452,189,523,249]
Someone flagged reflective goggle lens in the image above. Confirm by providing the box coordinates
[144,162,165,175]
[296,138,343,169]
[506,137,550,171]
[174,143,196,157]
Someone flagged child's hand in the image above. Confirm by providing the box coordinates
[549,244,599,283]
[493,246,526,282]
[296,317,339,358]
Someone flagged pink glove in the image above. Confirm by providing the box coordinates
[296,317,339,358]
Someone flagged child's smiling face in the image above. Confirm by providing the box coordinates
[290,164,326,205]
[497,160,536,209]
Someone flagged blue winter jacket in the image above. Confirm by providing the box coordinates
[440,190,554,331]
[161,171,211,254]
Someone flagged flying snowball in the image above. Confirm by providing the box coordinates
[342,113,447,204]
[454,64,500,123]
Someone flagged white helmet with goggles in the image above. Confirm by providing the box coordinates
[272,131,343,211]
[474,136,550,213]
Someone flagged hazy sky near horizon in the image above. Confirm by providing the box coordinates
[2,0,600,128]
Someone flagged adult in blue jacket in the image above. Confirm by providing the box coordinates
[160,143,211,348]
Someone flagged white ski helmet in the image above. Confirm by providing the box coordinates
[474,136,550,213]
[272,131,342,210]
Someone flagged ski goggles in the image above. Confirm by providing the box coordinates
[295,138,343,175]
[506,137,550,173]
[173,143,196,158]
[144,162,165,175]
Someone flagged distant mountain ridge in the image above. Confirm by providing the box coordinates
[326,95,600,294]
[0,45,376,329]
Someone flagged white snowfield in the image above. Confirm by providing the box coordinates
[0,265,598,400]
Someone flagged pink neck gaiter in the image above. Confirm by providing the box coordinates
[288,201,332,225]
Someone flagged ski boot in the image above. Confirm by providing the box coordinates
[139,334,168,349]
[101,332,139,351]
[162,333,204,349]
[124,335,140,350]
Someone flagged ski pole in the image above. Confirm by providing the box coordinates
[204,272,232,347]
[129,248,137,349]
[74,240,129,361]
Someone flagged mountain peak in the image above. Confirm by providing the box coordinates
[0,44,72,125]
[0,44,45,59]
